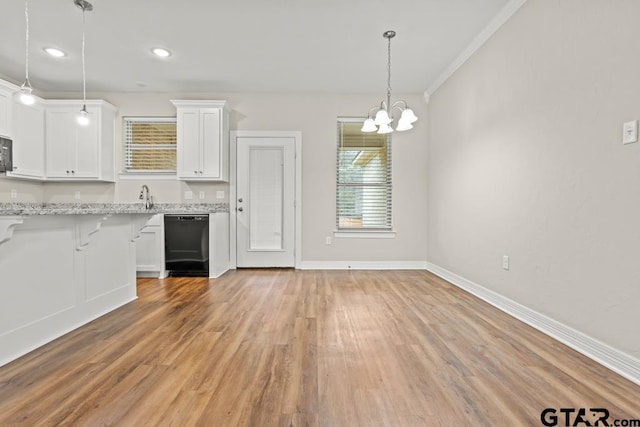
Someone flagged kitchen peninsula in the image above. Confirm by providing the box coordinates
[0,202,229,367]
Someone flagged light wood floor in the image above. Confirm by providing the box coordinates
[0,270,638,426]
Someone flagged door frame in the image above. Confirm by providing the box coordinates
[229,130,302,269]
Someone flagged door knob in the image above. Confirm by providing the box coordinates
[238,207,244,212]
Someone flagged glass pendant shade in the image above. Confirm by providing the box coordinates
[361,118,377,133]
[395,119,413,132]
[374,109,392,126]
[18,85,35,105]
[377,123,393,134]
[400,108,418,124]
[77,105,89,126]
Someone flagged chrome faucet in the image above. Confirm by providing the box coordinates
[139,185,154,210]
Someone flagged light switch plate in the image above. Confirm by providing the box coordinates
[216,191,225,199]
[184,191,193,200]
[623,120,638,144]
[199,191,205,200]
[10,189,17,199]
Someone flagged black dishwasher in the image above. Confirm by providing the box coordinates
[164,215,209,276]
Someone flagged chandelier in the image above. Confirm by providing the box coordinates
[361,31,418,134]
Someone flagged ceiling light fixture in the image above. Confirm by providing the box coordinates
[361,31,418,134]
[17,0,35,106]
[151,48,171,58]
[75,0,92,126]
[44,47,67,58]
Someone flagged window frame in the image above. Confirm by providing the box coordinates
[334,117,395,239]
[120,116,178,179]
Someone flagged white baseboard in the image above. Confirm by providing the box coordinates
[298,260,428,270]
[426,263,640,386]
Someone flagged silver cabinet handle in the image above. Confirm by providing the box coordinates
[238,207,244,212]
[238,198,243,203]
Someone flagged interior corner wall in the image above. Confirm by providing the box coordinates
[427,0,640,359]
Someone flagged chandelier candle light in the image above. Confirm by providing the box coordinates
[75,0,93,126]
[361,31,418,134]
[18,0,35,106]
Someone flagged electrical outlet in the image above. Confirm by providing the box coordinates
[502,255,510,271]
[74,191,81,200]
[325,236,332,245]
[216,191,225,199]
[184,191,193,200]
[10,189,17,199]
[199,191,205,200]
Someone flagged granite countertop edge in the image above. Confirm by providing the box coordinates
[0,202,230,216]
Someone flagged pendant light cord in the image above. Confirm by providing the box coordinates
[81,8,87,104]
[24,0,30,86]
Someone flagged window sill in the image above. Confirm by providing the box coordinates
[119,172,177,181]
[333,230,396,239]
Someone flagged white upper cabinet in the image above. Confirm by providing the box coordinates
[0,80,15,138]
[172,100,229,182]
[7,99,45,179]
[45,100,117,182]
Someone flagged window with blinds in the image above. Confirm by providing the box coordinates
[123,117,177,173]
[336,118,392,230]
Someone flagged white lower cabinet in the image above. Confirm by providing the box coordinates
[136,214,167,278]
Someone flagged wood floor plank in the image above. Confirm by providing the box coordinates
[0,269,638,426]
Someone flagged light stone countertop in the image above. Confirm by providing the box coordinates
[0,202,229,216]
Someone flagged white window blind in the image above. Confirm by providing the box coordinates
[336,118,392,230]
[124,117,177,173]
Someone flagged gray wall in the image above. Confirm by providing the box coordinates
[427,0,640,358]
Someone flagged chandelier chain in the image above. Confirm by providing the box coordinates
[386,34,392,108]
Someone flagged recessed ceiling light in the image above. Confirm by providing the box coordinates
[43,47,66,58]
[151,48,171,58]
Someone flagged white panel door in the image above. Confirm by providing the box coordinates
[236,137,295,267]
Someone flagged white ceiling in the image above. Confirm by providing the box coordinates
[0,0,512,94]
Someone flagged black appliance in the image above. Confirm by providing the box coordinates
[164,214,209,276]
[0,137,12,173]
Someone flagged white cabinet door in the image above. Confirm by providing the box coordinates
[201,108,221,178]
[46,109,73,178]
[177,108,201,179]
[0,83,12,138]
[8,101,45,179]
[136,214,166,278]
[74,107,99,178]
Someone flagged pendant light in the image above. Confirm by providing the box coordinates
[17,0,35,106]
[75,0,93,126]
[361,31,418,134]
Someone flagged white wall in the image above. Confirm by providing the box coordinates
[1,91,428,264]
[428,0,640,359]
